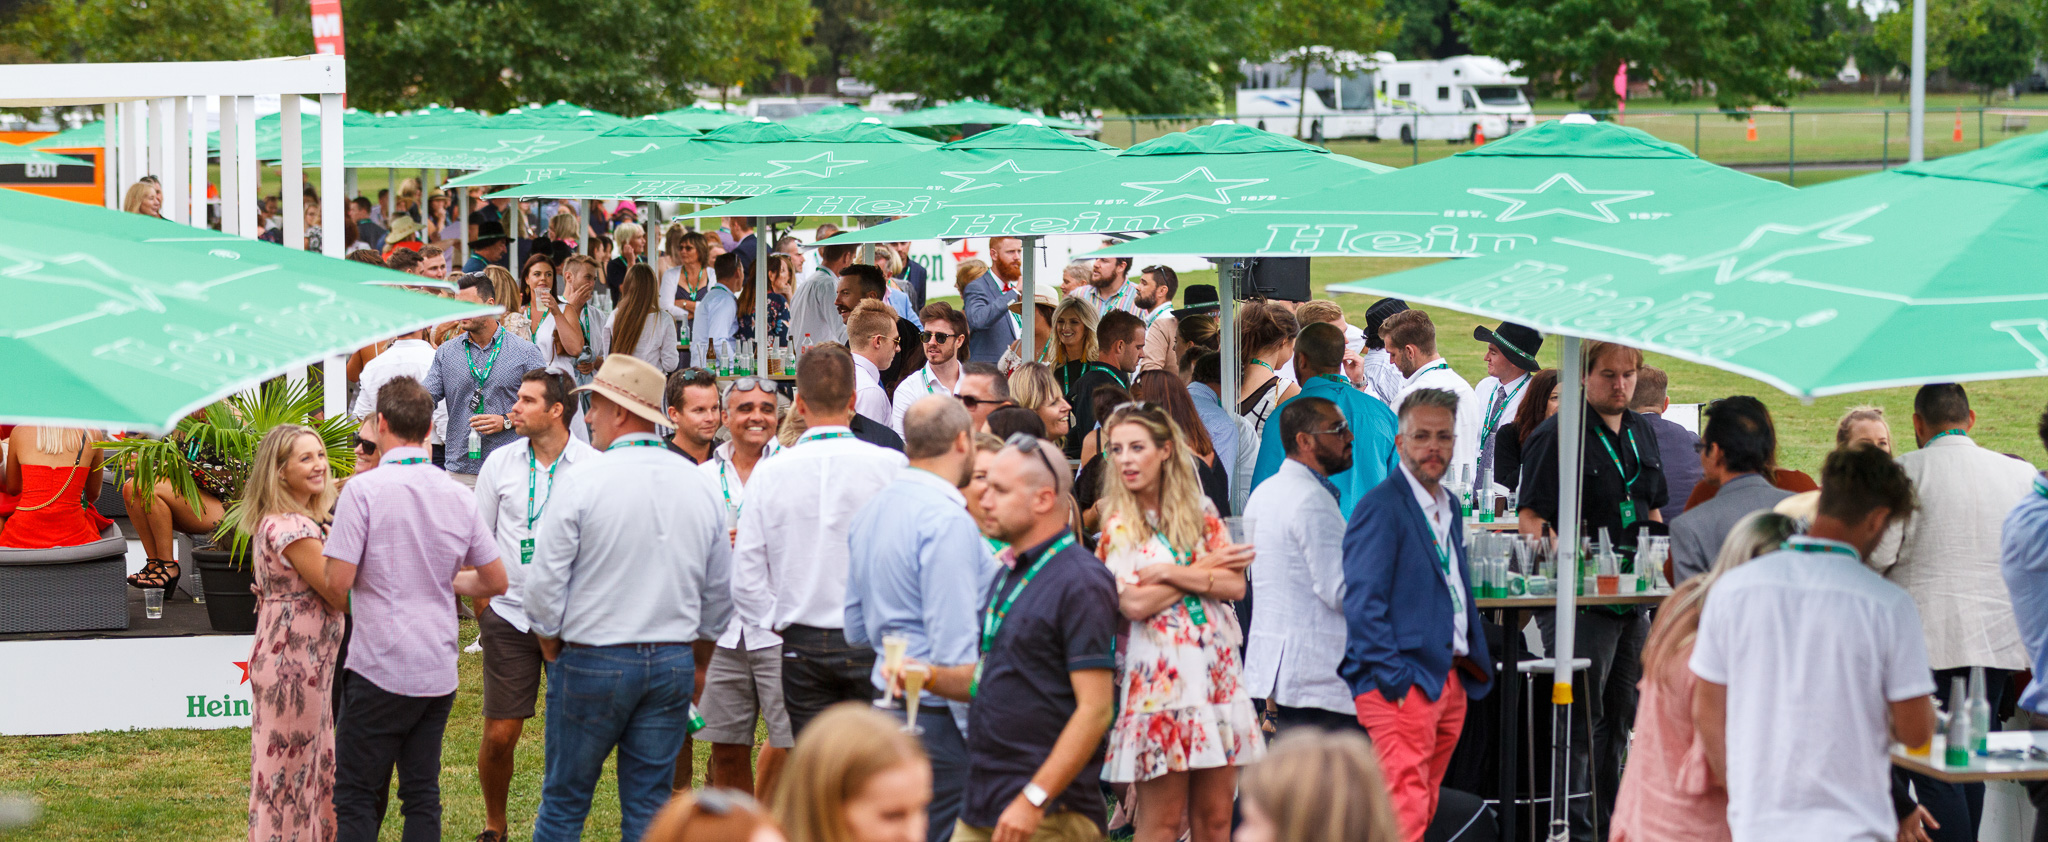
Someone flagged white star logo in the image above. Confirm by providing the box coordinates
[483,134,564,158]
[608,142,662,158]
[941,159,1058,193]
[763,151,868,179]
[1467,173,1653,223]
[1121,167,1268,208]
[1655,206,1885,284]
[0,245,263,338]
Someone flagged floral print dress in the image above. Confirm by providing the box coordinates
[248,513,344,842]
[1097,506,1265,782]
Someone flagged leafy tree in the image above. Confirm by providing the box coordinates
[1,0,308,63]
[810,0,875,81]
[854,0,1261,116]
[1946,0,2035,102]
[697,0,818,106]
[1459,0,1846,110]
[1257,0,1400,137]
[1871,0,1973,88]
[1384,0,1471,59]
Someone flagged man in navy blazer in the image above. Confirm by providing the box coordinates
[961,236,1022,365]
[1341,387,1494,842]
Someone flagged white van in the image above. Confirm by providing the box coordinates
[1236,51,1532,143]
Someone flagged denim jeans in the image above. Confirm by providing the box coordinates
[531,644,696,842]
[333,670,454,842]
[918,705,970,842]
[779,624,878,739]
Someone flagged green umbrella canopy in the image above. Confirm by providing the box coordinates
[444,118,703,188]
[26,121,107,149]
[0,143,99,171]
[650,105,749,130]
[886,99,1088,134]
[1327,131,2048,398]
[496,121,940,201]
[375,106,488,128]
[312,126,603,169]
[0,189,493,432]
[683,123,1117,220]
[1088,119,1792,260]
[825,122,1390,245]
[489,120,806,199]
[482,110,623,131]
[780,103,873,133]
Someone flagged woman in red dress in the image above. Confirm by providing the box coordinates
[0,426,106,549]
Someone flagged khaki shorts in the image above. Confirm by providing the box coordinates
[696,644,795,748]
[952,812,1102,842]
[449,470,479,489]
[478,606,544,720]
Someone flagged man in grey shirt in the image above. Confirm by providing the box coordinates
[1669,396,1793,583]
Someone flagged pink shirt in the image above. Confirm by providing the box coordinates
[1609,634,1730,842]
[326,447,501,697]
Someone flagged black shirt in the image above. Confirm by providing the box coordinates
[1519,405,1670,553]
[964,529,1119,831]
[665,438,705,464]
[1061,364,1129,461]
[1493,421,1524,492]
[882,317,923,394]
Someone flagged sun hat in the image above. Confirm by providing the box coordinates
[574,354,670,427]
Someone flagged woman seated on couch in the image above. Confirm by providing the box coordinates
[0,426,108,550]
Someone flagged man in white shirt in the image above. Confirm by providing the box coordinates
[1383,309,1483,472]
[1245,396,1358,733]
[1075,254,1141,316]
[1471,321,1541,488]
[1692,445,1937,842]
[470,370,598,842]
[1359,298,1411,406]
[731,344,907,736]
[845,300,899,428]
[692,252,742,359]
[1134,265,1179,375]
[891,303,967,436]
[694,378,792,797]
[791,239,854,346]
[351,327,446,451]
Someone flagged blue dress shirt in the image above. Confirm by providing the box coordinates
[2002,474,2048,715]
[1250,374,1401,518]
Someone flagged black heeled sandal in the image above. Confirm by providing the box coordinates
[127,558,181,596]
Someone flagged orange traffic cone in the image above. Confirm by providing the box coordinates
[1474,125,1487,145]
[1746,116,1757,142]
[1954,109,1964,142]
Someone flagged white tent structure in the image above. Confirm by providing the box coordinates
[0,55,351,415]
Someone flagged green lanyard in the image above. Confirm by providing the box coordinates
[1479,375,1528,453]
[1782,537,1861,561]
[799,430,855,445]
[716,456,741,520]
[1594,423,1644,526]
[519,448,563,564]
[1144,305,1171,327]
[1317,374,1350,388]
[464,329,506,412]
[1411,361,1450,382]
[2034,475,2048,501]
[981,532,1077,655]
[1086,362,1127,389]
[1160,537,1209,626]
[1928,429,1967,445]
[388,457,429,466]
[1249,358,1274,371]
[608,438,666,451]
[1424,511,1465,615]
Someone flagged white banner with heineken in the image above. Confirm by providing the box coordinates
[0,636,255,735]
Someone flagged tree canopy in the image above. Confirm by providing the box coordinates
[1,0,307,64]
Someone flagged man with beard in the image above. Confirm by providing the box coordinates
[1251,323,1401,518]
[1133,264,1180,374]
[1245,397,1357,734]
[1075,255,1139,316]
[961,237,1024,366]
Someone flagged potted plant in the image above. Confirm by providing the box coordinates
[99,379,358,633]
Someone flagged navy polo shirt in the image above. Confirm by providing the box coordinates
[962,529,1119,830]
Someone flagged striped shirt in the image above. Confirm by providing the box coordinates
[422,327,545,475]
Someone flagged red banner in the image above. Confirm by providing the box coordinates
[310,0,344,56]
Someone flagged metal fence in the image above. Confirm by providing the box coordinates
[1103,107,2048,185]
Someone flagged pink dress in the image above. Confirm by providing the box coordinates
[1096,506,1264,783]
[247,513,343,842]
[1608,632,1730,842]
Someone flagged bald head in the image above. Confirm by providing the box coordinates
[904,395,972,460]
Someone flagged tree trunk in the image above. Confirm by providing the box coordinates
[1295,55,1312,140]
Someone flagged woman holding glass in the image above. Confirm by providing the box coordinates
[1093,403,1260,842]
[241,424,349,842]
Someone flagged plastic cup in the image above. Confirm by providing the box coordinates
[1223,516,1252,544]
[1595,574,1619,596]
[144,588,164,619]
[879,634,909,710]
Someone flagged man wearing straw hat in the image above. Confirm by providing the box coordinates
[523,353,734,842]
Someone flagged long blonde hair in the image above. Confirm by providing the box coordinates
[772,703,927,842]
[1241,729,1403,842]
[1008,363,1065,440]
[122,180,160,216]
[611,263,661,357]
[1049,296,1100,367]
[548,210,580,242]
[232,425,334,537]
[1096,403,1208,556]
[1641,510,1799,673]
[483,264,523,311]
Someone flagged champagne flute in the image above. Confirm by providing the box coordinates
[879,634,909,710]
[902,663,927,736]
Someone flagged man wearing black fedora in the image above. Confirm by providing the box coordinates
[1472,321,1543,489]
[464,220,514,273]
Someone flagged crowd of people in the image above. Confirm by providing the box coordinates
[59,194,2048,842]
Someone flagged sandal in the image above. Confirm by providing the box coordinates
[127,558,181,596]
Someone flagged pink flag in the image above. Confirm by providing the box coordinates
[1613,62,1628,123]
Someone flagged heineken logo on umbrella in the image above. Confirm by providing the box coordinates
[1258,222,1537,257]
[1650,205,1884,285]
[942,159,1058,193]
[763,151,868,179]
[1435,259,1799,359]
[609,143,662,157]
[1122,167,1268,207]
[1467,173,1653,223]
[484,134,565,158]
[0,244,223,332]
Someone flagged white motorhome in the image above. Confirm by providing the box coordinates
[1236,51,1532,143]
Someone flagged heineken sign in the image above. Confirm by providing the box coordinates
[0,636,256,735]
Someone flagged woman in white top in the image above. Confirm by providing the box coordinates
[1236,302,1299,438]
[604,263,679,373]
[657,226,712,325]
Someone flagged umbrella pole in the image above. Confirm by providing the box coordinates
[579,199,590,256]
[1218,258,1239,438]
[1020,237,1037,361]
[1547,336,1585,841]
[1908,0,1927,163]
[458,183,470,266]
[756,216,770,374]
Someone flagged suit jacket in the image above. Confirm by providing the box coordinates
[904,259,930,313]
[849,413,905,452]
[961,271,1018,365]
[1639,411,1704,523]
[1340,469,1495,703]
[1669,472,1794,584]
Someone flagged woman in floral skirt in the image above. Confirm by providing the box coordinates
[1093,402,1261,842]
[237,424,349,842]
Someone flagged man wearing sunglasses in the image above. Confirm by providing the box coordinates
[891,303,970,436]
[955,362,1015,432]
[1251,322,1401,518]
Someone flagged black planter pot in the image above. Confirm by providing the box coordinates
[192,546,257,633]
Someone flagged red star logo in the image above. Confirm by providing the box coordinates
[234,661,250,685]
[950,241,980,264]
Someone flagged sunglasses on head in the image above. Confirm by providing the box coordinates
[727,378,779,396]
[1004,432,1061,481]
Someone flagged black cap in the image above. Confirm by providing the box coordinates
[1172,284,1220,321]
[1473,321,1543,372]
[1363,298,1409,350]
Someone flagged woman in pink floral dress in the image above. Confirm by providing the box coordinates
[235,425,348,842]
[1094,403,1262,842]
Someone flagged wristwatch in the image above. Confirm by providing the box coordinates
[1021,782,1050,809]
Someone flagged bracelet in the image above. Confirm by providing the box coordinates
[1206,571,1215,594]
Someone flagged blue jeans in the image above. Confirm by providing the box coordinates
[917,705,969,842]
[532,644,697,842]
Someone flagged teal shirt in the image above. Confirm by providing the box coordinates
[1250,375,1401,518]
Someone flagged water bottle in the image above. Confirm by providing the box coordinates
[1947,676,1972,766]
[1969,666,1991,755]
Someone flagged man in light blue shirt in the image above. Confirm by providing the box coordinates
[846,394,995,842]
[1251,322,1400,518]
[692,252,742,359]
[2000,421,2048,841]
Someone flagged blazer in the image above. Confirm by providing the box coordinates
[1639,411,1704,523]
[961,271,1018,366]
[1340,468,1495,703]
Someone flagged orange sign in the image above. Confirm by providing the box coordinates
[2,147,103,206]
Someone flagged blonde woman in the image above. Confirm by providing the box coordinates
[609,263,680,372]
[1836,405,1892,453]
[773,703,931,842]
[1237,729,1402,842]
[122,179,163,217]
[1610,511,1798,842]
[645,789,787,842]
[1049,297,1102,397]
[239,424,349,842]
[611,221,648,295]
[661,226,713,323]
[1007,363,1072,444]
[1094,403,1260,842]
[0,426,105,550]
[484,265,533,342]
[548,209,580,249]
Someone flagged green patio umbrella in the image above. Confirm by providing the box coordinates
[1088,118,1792,260]
[491,120,808,199]
[823,121,1389,245]
[443,118,702,188]
[1327,130,2048,397]
[780,103,874,133]
[681,122,1117,220]
[885,99,1089,138]
[0,189,493,432]
[650,105,748,130]
[522,101,626,125]
[381,104,488,128]
[494,121,939,201]
[312,126,604,170]
[481,110,623,131]
[26,121,107,149]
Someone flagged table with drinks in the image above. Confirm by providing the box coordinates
[1894,732,2048,783]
